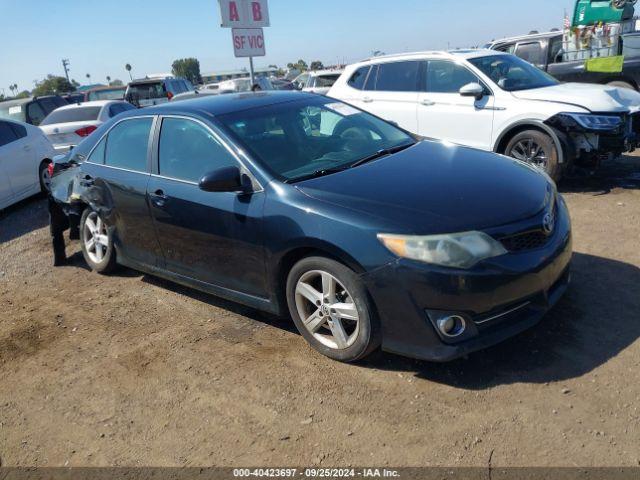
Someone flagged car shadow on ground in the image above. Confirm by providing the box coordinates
[559,155,640,195]
[360,252,640,388]
[0,196,48,244]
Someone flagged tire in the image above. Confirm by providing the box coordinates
[607,81,635,91]
[286,256,380,362]
[39,160,51,193]
[80,208,117,274]
[505,130,561,182]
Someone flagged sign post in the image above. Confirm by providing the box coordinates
[218,0,269,87]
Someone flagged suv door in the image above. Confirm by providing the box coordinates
[417,59,495,150]
[81,116,163,266]
[147,116,266,296]
[360,60,422,133]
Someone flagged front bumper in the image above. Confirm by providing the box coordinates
[364,200,573,362]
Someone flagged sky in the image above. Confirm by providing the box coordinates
[1,0,578,94]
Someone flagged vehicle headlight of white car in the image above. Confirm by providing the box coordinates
[555,113,623,132]
[378,231,508,269]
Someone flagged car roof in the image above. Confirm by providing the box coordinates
[54,100,122,110]
[139,91,315,117]
[488,31,563,46]
[357,49,508,65]
[0,97,33,107]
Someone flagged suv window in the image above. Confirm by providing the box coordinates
[496,43,517,54]
[315,74,340,88]
[348,67,370,90]
[104,118,153,172]
[27,102,47,125]
[38,98,58,115]
[549,36,564,64]
[0,121,18,147]
[159,118,236,183]
[373,61,421,92]
[515,42,544,66]
[0,104,27,123]
[127,82,165,101]
[425,60,480,93]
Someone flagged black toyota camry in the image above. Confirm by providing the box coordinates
[49,91,572,363]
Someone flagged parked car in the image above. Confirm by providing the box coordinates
[217,77,274,93]
[202,83,221,92]
[293,70,344,94]
[0,119,55,209]
[84,85,127,102]
[329,50,640,180]
[271,78,296,90]
[0,95,68,126]
[49,92,571,363]
[39,100,135,153]
[486,30,640,91]
[124,77,194,107]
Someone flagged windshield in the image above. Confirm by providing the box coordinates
[217,97,415,183]
[88,88,125,101]
[41,106,101,125]
[0,103,27,123]
[468,54,559,91]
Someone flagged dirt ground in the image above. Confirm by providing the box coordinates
[0,155,639,469]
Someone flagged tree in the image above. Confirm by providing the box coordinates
[125,63,133,81]
[287,60,308,73]
[32,75,76,96]
[85,73,91,83]
[171,57,202,84]
[106,76,111,84]
[109,79,124,86]
[16,90,30,99]
[310,60,324,71]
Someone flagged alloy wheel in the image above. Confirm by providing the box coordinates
[510,139,548,172]
[41,166,52,192]
[83,212,109,264]
[294,270,360,350]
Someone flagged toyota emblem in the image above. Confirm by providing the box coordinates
[542,212,555,236]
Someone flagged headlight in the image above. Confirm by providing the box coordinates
[558,113,623,131]
[378,231,507,269]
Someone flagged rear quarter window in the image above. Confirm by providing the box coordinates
[347,67,370,90]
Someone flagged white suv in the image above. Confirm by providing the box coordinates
[329,50,640,180]
[294,70,344,95]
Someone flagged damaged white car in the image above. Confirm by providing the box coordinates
[329,50,640,180]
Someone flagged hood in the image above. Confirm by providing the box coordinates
[297,141,553,234]
[512,83,640,113]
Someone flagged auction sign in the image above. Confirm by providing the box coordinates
[232,28,266,57]
[218,0,270,28]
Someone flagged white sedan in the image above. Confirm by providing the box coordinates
[39,100,135,153]
[0,119,55,210]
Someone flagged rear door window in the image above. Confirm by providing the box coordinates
[374,61,421,92]
[9,123,27,139]
[104,117,153,172]
[0,121,18,147]
[515,42,544,66]
[41,107,102,125]
[347,66,370,90]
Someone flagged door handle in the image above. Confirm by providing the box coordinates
[363,97,374,103]
[23,145,31,151]
[420,99,436,106]
[150,189,168,207]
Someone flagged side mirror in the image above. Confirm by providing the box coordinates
[459,82,484,100]
[198,166,246,193]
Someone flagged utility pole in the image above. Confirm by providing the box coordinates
[62,59,70,82]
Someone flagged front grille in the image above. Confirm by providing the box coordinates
[500,230,550,252]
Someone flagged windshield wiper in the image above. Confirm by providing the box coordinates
[349,142,416,169]
[286,166,351,183]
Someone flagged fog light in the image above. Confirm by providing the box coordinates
[437,315,466,338]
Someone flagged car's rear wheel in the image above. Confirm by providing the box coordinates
[286,256,380,362]
[80,208,117,274]
[39,161,52,193]
[505,130,560,181]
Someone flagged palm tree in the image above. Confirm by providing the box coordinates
[125,63,133,81]
[86,73,91,83]
[106,76,111,85]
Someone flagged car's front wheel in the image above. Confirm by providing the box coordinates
[505,130,560,181]
[286,256,380,362]
[80,208,117,274]
[39,160,52,193]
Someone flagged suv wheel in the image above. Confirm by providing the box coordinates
[286,257,380,362]
[80,209,117,274]
[505,130,560,181]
